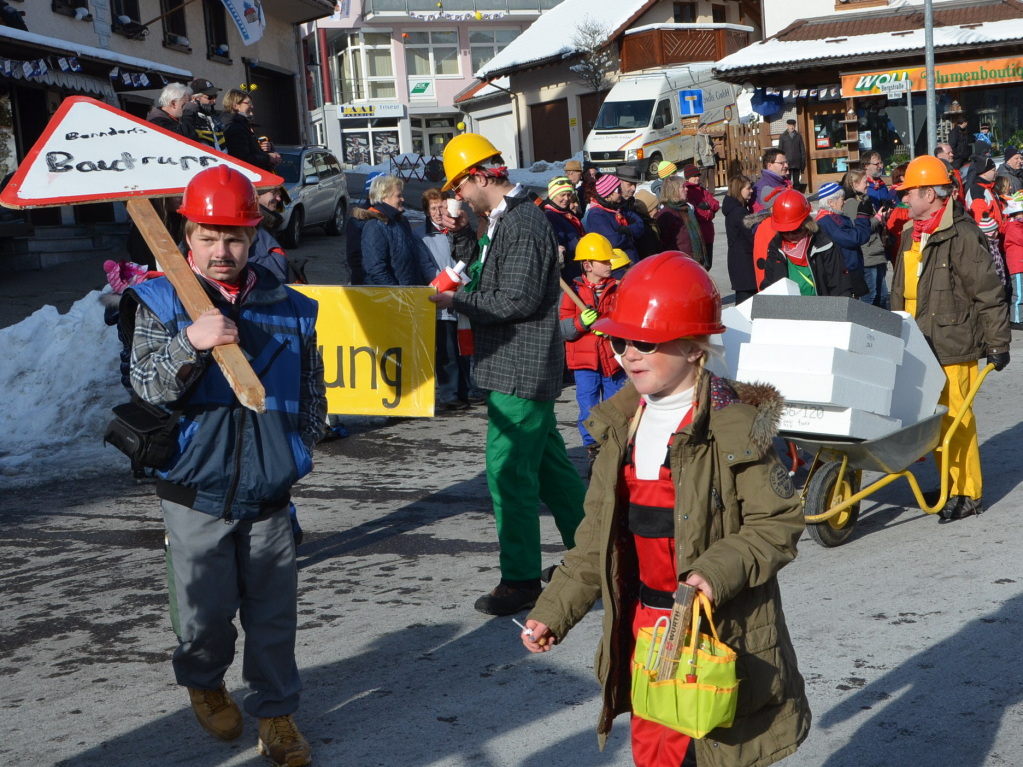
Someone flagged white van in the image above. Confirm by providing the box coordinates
[583,63,739,179]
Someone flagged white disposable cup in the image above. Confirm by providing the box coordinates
[446,198,462,217]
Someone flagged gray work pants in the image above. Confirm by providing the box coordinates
[162,500,300,718]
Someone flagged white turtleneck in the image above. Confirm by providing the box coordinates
[633,387,695,480]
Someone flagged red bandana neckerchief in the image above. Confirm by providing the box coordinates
[545,201,584,234]
[588,200,629,228]
[187,252,257,304]
[911,201,948,242]
[780,235,811,266]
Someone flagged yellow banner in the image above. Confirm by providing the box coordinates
[293,286,436,417]
[842,55,1023,97]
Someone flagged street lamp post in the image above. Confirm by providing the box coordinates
[924,0,937,155]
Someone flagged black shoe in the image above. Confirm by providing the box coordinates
[474,582,542,616]
[1010,322,1023,331]
[468,394,488,406]
[540,560,564,584]
[439,399,470,412]
[938,495,983,523]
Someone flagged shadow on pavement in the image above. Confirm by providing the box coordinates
[818,592,1023,767]
[57,619,629,767]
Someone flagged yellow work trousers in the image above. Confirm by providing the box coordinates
[934,362,982,500]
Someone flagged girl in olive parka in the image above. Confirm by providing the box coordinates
[521,253,811,767]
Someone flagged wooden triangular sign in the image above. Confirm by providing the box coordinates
[0,95,283,209]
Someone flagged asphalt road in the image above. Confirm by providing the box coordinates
[3,184,1023,767]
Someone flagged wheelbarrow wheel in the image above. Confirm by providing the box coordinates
[804,460,861,548]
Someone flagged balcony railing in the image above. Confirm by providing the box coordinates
[364,0,560,14]
[620,24,752,73]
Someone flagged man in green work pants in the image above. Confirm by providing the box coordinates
[431,133,587,615]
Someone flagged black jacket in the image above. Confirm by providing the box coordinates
[223,112,274,171]
[146,106,197,141]
[722,195,757,293]
[949,124,970,169]
[760,228,853,297]
[777,130,806,171]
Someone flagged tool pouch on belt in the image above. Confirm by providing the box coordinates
[631,592,740,739]
[103,395,182,469]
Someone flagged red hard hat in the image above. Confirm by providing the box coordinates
[592,252,725,342]
[178,165,261,226]
[771,189,811,232]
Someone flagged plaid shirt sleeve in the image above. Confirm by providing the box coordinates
[129,304,208,405]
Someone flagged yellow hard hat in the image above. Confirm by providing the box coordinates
[574,232,615,261]
[610,248,632,271]
[442,132,501,192]
[900,155,951,189]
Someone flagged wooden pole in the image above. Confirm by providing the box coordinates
[125,197,266,413]
[559,277,589,311]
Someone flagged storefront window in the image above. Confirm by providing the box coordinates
[342,118,401,165]
[469,29,520,74]
[962,85,1023,154]
[334,31,396,103]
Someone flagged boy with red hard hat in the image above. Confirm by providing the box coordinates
[120,164,326,767]
[522,251,811,767]
[560,233,629,470]
[892,154,1009,522]
[758,188,852,296]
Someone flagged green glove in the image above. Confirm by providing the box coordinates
[581,308,599,327]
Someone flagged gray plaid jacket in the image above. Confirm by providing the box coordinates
[452,194,564,401]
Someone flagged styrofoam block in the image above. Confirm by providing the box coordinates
[750,319,904,365]
[779,403,902,440]
[889,311,945,427]
[708,304,753,377]
[734,277,801,322]
[739,343,897,388]
[751,295,903,337]
[736,369,893,415]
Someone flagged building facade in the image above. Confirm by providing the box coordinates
[462,0,760,168]
[714,0,1023,191]
[302,0,555,168]
[0,0,330,228]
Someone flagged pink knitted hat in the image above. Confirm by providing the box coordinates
[595,174,620,198]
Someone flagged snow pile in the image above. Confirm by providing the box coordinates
[0,291,127,489]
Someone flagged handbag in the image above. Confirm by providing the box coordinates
[103,395,185,469]
[631,592,739,738]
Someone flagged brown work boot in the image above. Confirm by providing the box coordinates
[257,714,312,767]
[187,683,242,740]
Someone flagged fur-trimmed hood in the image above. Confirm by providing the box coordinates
[743,209,771,230]
[728,378,785,454]
[585,371,785,457]
[351,205,389,223]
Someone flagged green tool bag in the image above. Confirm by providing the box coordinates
[631,592,740,739]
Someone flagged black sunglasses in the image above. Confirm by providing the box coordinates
[609,336,660,355]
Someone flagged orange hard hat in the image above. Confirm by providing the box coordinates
[591,251,725,342]
[178,165,260,226]
[900,155,951,189]
[771,189,811,232]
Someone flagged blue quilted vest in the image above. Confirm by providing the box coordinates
[129,267,318,521]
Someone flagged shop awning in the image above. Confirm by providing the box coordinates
[0,25,192,81]
[714,0,1023,81]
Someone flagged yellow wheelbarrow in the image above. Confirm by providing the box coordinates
[783,363,994,547]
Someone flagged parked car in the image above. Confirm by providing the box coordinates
[274,145,349,249]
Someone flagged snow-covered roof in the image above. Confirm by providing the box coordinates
[714,16,1023,78]
[474,0,651,79]
[0,25,193,78]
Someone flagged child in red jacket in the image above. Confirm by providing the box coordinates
[1003,200,1023,328]
[560,233,629,468]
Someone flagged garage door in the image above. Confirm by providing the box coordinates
[529,99,570,163]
